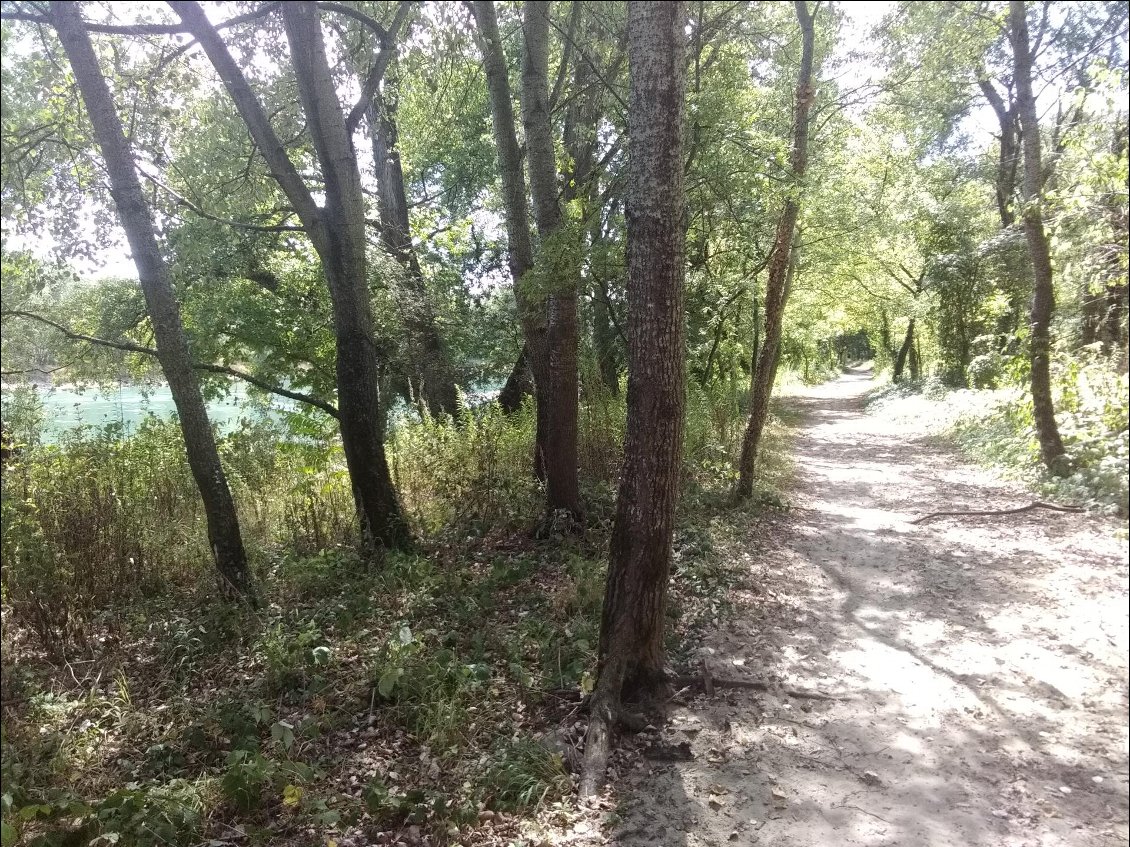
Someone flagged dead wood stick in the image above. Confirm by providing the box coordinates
[670,675,851,701]
[701,659,715,698]
[911,500,1083,525]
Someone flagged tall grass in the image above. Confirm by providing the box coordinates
[1,375,776,654]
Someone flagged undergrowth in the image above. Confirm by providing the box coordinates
[867,349,1129,515]
[0,376,795,846]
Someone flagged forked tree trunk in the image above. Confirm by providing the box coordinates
[367,70,460,418]
[521,0,581,519]
[580,0,686,798]
[893,318,916,382]
[469,0,552,481]
[174,0,411,550]
[735,0,817,499]
[1009,0,1068,473]
[52,1,255,601]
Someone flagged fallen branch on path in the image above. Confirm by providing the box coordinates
[670,672,852,701]
[911,501,1083,525]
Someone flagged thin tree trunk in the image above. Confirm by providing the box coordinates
[469,0,551,481]
[893,318,916,382]
[592,290,621,395]
[521,0,581,519]
[580,0,686,798]
[367,72,460,418]
[1009,0,1068,473]
[879,309,894,368]
[561,9,620,397]
[735,1,816,499]
[173,0,411,550]
[51,2,254,600]
[977,75,1020,229]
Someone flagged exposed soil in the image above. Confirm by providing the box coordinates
[611,369,1130,846]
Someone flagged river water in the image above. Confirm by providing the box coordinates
[2,383,292,442]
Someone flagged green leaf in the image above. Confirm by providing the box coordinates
[271,721,295,753]
[377,668,400,698]
[1,820,17,847]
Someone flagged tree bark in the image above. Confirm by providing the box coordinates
[1009,0,1068,473]
[51,1,254,600]
[173,0,411,550]
[893,318,916,382]
[735,1,816,499]
[521,0,581,520]
[580,0,686,798]
[367,68,460,418]
[469,0,552,481]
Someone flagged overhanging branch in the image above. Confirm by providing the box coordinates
[3,310,339,419]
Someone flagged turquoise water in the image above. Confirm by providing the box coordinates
[3,383,291,442]
[3,379,505,443]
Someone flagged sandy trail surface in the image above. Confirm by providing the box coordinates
[612,370,1129,847]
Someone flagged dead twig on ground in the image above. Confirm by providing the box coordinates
[911,501,1083,525]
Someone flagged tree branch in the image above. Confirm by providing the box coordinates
[139,168,305,232]
[170,0,327,252]
[1,3,280,35]
[344,0,416,136]
[547,0,581,113]
[3,310,339,418]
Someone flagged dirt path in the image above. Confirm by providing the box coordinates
[612,370,1129,847]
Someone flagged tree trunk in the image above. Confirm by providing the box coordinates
[592,290,621,395]
[469,0,551,481]
[879,309,894,368]
[735,1,816,499]
[580,0,686,798]
[977,76,1020,229]
[561,10,620,397]
[52,1,254,601]
[367,71,459,418]
[498,346,534,414]
[893,318,916,382]
[174,0,411,550]
[1009,0,1068,473]
[521,0,581,520]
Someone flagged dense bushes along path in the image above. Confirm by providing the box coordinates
[609,370,1128,847]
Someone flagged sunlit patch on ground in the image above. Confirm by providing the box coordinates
[611,370,1129,847]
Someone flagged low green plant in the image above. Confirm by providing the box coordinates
[479,738,571,813]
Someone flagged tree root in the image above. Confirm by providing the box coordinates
[579,692,616,798]
[576,667,851,796]
[911,500,1083,525]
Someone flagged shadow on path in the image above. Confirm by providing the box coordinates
[612,369,1129,847]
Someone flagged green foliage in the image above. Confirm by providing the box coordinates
[370,625,491,748]
[479,738,570,813]
[389,400,540,536]
[893,347,1130,514]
